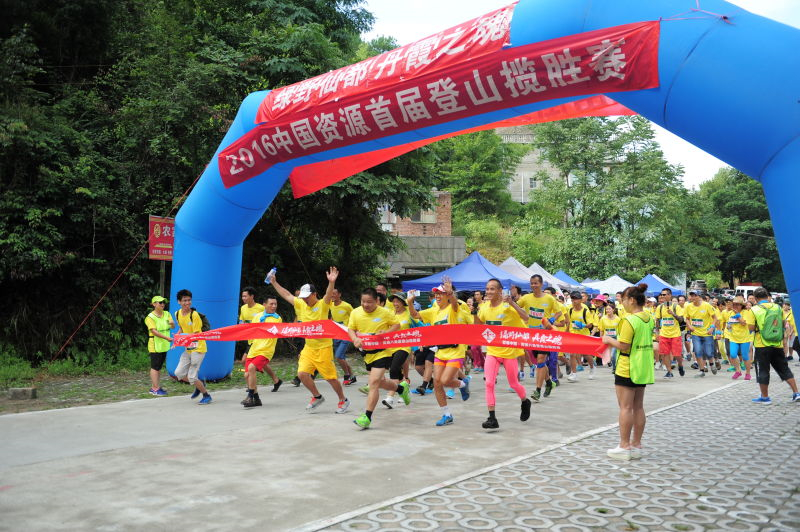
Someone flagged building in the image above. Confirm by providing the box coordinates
[496,126,561,203]
[380,190,466,281]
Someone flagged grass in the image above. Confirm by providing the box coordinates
[0,353,369,414]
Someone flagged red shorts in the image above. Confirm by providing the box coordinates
[658,336,682,357]
[245,355,270,372]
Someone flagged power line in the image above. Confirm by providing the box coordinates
[724,228,774,240]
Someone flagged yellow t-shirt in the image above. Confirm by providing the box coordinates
[239,303,265,345]
[293,298,331,350]
[617,306,627,320]
[599,314,621,338]
[720,309,732,339]
[347,305,399,363]
[330,300,354,325]
[615,311,652,379]
[517,293,559,328]
[566,305,592,336]
[787,310,797,335]
[552,302,568,331]
[477,301,526,359]
[419,302,464,360]
[684,302,716,337]
[175,309,206,353]
[248,313,282,359]
[726,309,754,344]
[655,303,683,338]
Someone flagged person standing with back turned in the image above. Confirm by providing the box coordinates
[750,287,800,404]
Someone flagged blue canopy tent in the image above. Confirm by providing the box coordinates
[635,274,684,297]
[402,251,528,292]
[554,270,599,295]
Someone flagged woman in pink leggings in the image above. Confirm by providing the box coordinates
[474,278,533,430]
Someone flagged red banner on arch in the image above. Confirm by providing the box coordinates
[218,18,659,188]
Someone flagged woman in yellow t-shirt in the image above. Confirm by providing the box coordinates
[599,303,621,369]
[602,283,653,461]
[727,297,755,380]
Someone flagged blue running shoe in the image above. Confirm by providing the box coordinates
[460,376,471,401]
[425,388,433,395]
[435,414,454,426]
[752,396,772,405]
[150,388,168,397]
[446,388,455,399]
[198,395,212,405]
[792,392,800,402]
[190,388,202,399]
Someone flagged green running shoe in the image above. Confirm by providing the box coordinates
[531,389,541,402]
[354,413,371,429]
[399,381,411,405]
[358,385,370,395]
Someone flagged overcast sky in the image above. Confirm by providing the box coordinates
[361,0,800,189]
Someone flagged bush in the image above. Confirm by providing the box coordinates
[0,352,36,387]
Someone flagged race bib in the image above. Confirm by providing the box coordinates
[691,318,704,328]
[661,318,675,327]
[528,307,545,320]
[606,328,617,338]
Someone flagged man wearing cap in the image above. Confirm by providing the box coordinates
[268,267,350,413]
[655,288,685,378]
[684,290,719,377]
[566,291,596,381]
[144,296,175,396]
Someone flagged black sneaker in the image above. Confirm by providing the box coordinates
[710,365,718,375]
[678,365,685,377]
[520,399,531,421]
[272,379,283,392]
[482,417,500,430]
[691,362,699,370]
[543,381,553,398]
[292,376,301,387]
[243,395,262,408]
[414,385,427,395]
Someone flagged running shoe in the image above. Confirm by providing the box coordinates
[565,365,572,375]
[731,371,742,380]
[343,375,357,386]
[150,388,168,396]
[399,381,411,405]
[716,361,722,371]
[382,396,395,409]
[589,367,595,380]
[678,365,685,377]
[482,417,500,431]
[664,372,674,378]
[520,398,531,421]
[190,388,201,400]
[306,396,325,410]
[518,371,525,381]
[531,389,541,402]
[567,373,577,383]
[198,395,212,405]
[530,368,536,378]
[446,389,455,399]
[691,362,699,370]
[630,447,642,460]
[272,379,283,392]
[792,392,800,402]
[744,374,752,380]
[435,414,454,426]
[710,365,718,375]
[751,396,772,405]
[353,413,371,429]
[607,446,631,461]
[543,380,553,397]
[695,371,705,378]
[727,367,736,372]
[243,395,262,408]
[412,386,426,395]
[460,376,471,401]
[473,367,484,373]
[292,376,301,387]
[425,387,433,395]
[336,398,351,413]
[576,365,584,372]
[358,385,369,395]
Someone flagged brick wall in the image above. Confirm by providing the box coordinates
[394,191,452,236]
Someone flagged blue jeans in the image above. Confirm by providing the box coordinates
[691,335,715,359]
[333,339,351,360]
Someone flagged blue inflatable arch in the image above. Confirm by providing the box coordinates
[168,0,800,379]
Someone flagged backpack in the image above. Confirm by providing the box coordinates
[755,303,784,343]
[175,309,211,332]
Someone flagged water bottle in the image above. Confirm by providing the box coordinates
[264,267,277,284]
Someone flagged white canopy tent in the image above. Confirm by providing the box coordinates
[528,262,575,291]
[583,274,634,295]
[498,257,533,280]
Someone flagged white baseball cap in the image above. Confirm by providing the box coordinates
[298,283,315,298]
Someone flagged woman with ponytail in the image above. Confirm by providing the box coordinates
[601,283,655,460]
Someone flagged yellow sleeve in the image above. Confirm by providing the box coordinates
[191,311,203,334]
[617,317,634,345]
[347,309,359,331]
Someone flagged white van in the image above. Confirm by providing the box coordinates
[734,285,760,300]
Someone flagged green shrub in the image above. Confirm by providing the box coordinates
[0,352,36,386]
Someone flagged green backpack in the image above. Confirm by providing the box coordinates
[755,303,784,344]
[625,313,655,385]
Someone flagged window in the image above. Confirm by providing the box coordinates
[410,208,436,223]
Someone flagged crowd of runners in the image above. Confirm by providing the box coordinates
[145,270,800,453]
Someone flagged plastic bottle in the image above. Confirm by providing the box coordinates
[264,267,277,284]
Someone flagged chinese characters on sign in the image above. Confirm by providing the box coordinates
[148,215,175,261]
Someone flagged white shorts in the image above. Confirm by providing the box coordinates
[175,351,206,384]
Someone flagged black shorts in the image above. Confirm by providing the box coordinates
[532,350,549,359]
[754,346,794,385]
[365,356,392,371]
[150,351,167,371]
[415,347,435,366]
[614,374,646,388]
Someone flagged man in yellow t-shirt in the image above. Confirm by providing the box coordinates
[174,288,212,404]
[566,291,595,382]
[348,287,407,429]
[655,287,685,378]
[268,267,350,413]
[237,287,265,361]
[241,295,284,407]
[330,288,356,385]
[684,291,719,376]
[517,274,564,401]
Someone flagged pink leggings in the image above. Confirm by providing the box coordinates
[484,355,527,407]
[469,345,485,368]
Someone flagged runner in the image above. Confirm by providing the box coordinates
[329,288,356,386]
[517,274,563,401]
[408,278,471,426]
[655,287,685,378]
[174,289,212,404]
[268,268,350,414]
[566,291,595,381]
[382,293,416,409]
[238,287,265,362]
[598,302,621,370]
[144,295,174,396]
[783,301,795,361]
[474,278,533,430]
[684,290,719,377]
[726,296,754,381]
[603,283,655,460]
[545,286,564,383]
[468,292,486,373]
[348,288,410,429]
[750,287,800,404]
[242,295,283,407]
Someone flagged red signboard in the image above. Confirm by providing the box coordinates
[217,14,660,189]
[148,215,175,261]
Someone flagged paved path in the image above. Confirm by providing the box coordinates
[0,365,797,531]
